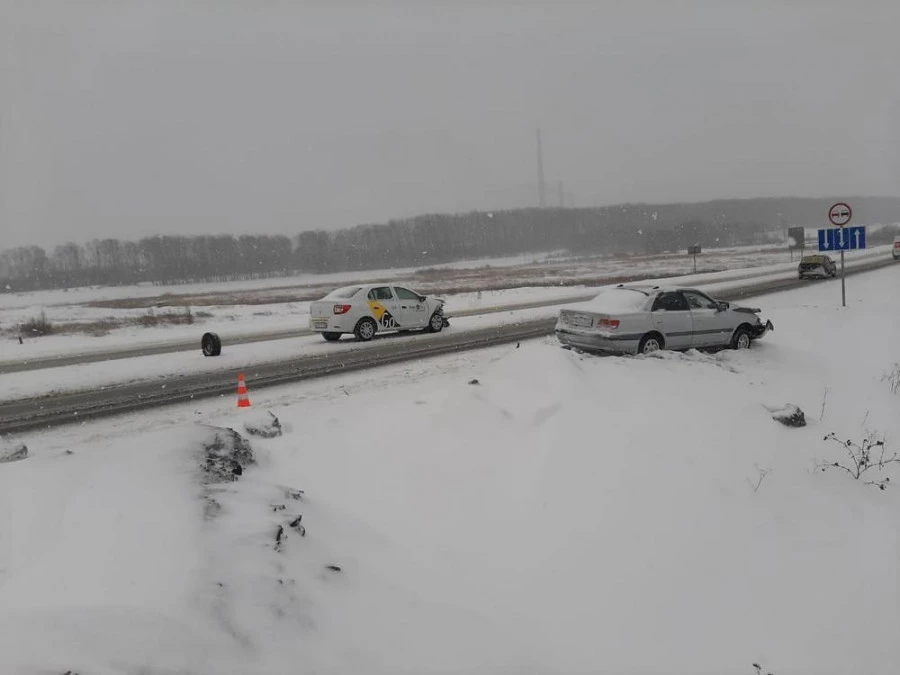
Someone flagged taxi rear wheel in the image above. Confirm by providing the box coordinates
[354,318,377,341]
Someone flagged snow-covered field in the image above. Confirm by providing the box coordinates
[1,264,898,674]
[0,246,891,366]
[0,251,565,311]
[0,244,779,311]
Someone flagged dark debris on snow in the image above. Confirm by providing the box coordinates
[201,427,255,484]
[244,411,283,439]
[0,443,28,464]
[770,404,807,428]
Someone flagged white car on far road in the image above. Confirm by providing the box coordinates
[309,283,448,341]
[555,284,773,355]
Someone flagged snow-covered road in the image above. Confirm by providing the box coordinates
[1,249,892,403]
[1,245,889,364]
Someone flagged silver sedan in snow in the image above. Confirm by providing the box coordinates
[555,284,773,355]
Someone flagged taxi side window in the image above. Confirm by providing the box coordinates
[367,287,394,301]
[393,287,422,301]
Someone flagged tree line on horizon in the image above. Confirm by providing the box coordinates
[2,196,899,292]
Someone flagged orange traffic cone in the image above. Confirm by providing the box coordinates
[237,373,251,408]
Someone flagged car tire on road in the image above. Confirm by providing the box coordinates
[731,325,752,350]
[354,318,377,342]
[426,311,444,333]
[322,332,341,342]
[201,332,222,357]
[637,333,664,355]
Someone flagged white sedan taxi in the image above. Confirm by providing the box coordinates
[555,284,773,355]
[309,283,448,341]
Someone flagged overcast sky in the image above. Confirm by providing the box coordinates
[2,0,899,249]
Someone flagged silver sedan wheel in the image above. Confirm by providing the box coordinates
[736,332,751,350]
[641,337,661,354]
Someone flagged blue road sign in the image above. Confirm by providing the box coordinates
[817,226,866,252]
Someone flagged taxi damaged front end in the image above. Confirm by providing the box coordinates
[433,299,450,327]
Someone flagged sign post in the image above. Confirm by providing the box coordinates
[688,244,701,273]
[788,226,805,262]
[827,202,852,307]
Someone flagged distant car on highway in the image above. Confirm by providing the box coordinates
[798,254,837,279]
[893,235,900,260]
[309,283,448,341]
[555,284,773,355]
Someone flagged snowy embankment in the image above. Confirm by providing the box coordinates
[0,248,892,403]
[0,264,898,674]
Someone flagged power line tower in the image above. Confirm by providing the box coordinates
[536,128,546,208]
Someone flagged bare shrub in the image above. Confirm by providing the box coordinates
[816,433,900,490]
[747,464,772,493]
[135,307,204,327]
[137,311,159,327]
[20,310,53,336]
[73,319,119,337]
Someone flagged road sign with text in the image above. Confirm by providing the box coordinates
[817,226,866,252]
[788,226,805,248]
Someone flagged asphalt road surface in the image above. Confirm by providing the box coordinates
[0,295,593,375]
[3,254,884,375]
[1,257,895,434]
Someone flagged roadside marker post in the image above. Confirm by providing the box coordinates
[688,244,701,273]
[816,202,867,307]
